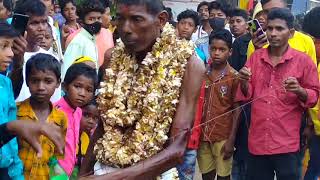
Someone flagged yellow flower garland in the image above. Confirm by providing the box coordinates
[94,23,194,168]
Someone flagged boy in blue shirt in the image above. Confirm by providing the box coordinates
[0,20,24,180]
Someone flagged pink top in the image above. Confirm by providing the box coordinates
[236,47,320,155]
[65,28,114,67]
[54,97,82,175]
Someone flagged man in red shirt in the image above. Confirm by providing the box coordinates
[236,8,320,180]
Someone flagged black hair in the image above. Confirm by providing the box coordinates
[2,0,13,11]
[77,0,105,21]
[117,0,164,15]
[209,29,233,48]
[99,0,110,8]
[14,0,46,16]
[229,8,248,21]
[177,9,200,27]
[261,0,287,6]
[165,7,173,20]
[267,8,294,29]
[209,0,230,17]
[303,7,320,39]
[26,53,61,83]
[197,1,209,12]
[64,63,98,91]
[84,98,97,107]
[0,20,19,38]
[59,0,76,13]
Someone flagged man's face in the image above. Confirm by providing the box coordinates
[209,9,226,19]
[26,15,48,46]
[0,37,14,71]
[209,39,232,66]
[198,5,209,20]
[229,16,248,38]
[84,11,102,24]
[116,4,165,53]
[177,18,196,40]
[262,0,286,12]
[0,1,10,20]
[266,19,293,48]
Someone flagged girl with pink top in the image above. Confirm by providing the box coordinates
[60,0,81,50]
[54,63,98,176]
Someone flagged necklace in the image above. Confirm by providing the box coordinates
[94,23,194,168]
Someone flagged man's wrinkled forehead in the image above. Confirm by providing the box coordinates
[262,0,286,11]
[117,3,156,18]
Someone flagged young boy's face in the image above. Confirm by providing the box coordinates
[27,68,60,103]
[63,75,95,108]
[0,36,14,72]
[229,16,248,38]
[39,28,53,51]
[209,39,232,66]
[41,0,53,16]
[177,18,197,40]
[0,1,11,20]
[84,11,102,25]
[209,9,226,19]
[80,104,99,134]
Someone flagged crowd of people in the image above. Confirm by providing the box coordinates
[0,0,320,179]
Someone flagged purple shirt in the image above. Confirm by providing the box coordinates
[54,97,82,175]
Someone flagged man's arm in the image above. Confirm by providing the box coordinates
[4,120,65,156]
[79,55,206,179]
[9,36,27,99]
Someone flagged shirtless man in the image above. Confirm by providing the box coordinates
[79,0,205,179]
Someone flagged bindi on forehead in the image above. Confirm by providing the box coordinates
[119,4,130,12]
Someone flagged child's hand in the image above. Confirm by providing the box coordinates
[221,140,234,160]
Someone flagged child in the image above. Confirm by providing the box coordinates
[197,29,240,180]
[59,0,80,50]
[39,24,54,52]
[55,62,98,176]
[17,53,67,180]
[0,20,24,180]
[77,99,99,167]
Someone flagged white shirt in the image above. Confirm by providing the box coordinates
[191,25,209,42]
[15,48,62,103]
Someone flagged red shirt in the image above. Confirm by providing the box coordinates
[236,47,320,155]
[187,81,205,149]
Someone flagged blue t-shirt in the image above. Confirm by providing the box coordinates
[0,75,24,180]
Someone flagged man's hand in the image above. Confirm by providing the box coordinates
[238,67,251,83]
[284,77,307,102]
[238,67,251,96]
[12,36,27,68]
[221,140,234,160]
[7,121,65,157]
[252,28,268,49]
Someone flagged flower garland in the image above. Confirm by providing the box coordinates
[94,23,194,168]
